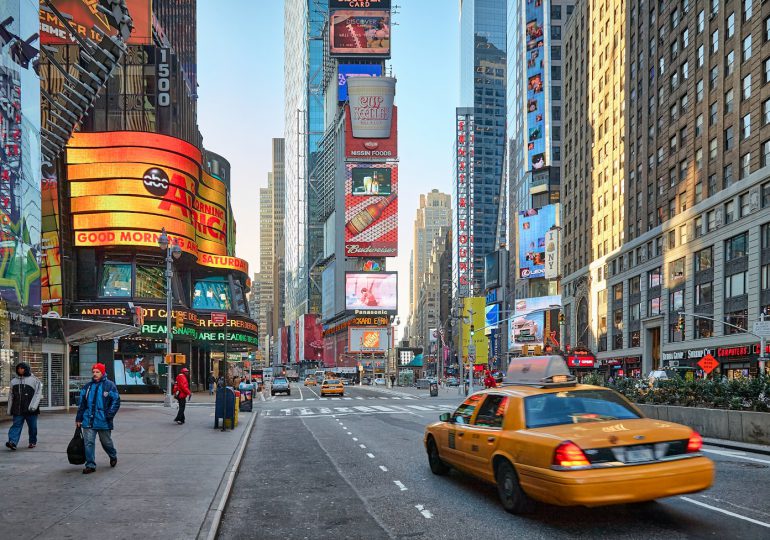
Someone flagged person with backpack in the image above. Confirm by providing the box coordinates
[76,363,120,474]
[5,362,43,450]
[173,367,191,424]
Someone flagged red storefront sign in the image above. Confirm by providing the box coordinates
[567,355,595,368]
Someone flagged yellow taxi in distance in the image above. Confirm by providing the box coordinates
[304,377,317,386]
[320,379,344,397]
[423,356,714,514]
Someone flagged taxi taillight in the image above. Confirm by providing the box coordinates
[686,431,703,453]
[553,441,591,469]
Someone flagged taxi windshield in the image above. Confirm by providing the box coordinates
[524,390,640,428]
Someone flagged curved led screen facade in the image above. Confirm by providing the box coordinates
[66,131,248,275]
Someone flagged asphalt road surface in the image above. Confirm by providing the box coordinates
[218,384,770,539]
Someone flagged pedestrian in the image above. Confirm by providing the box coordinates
[208,371,216,395]
[483,370,497,389]
[390,374,396,387]
[75,363,120,474]
[173,367,191,425]
[5,362,43,451]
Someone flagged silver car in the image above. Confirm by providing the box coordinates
[271,377,291,396]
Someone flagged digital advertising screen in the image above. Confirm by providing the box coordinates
[345,272,397,312]
[349,327,389,353]
[338,63,383,101]
[518,204,557,279]
[345,104,397,160]
[344,163,398,257]
[508,296,561,349]
[321,263,336,321]
[525,0,547,171]
[40,169,62,315]
[330,10,391,57]
[40,0,152,45]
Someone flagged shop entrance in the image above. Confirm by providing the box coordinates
[41,344,66,409]
[645,327,661,371]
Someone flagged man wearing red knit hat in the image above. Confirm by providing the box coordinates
[75,362,120,474]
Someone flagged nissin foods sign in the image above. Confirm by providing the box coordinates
[66,131,248,275]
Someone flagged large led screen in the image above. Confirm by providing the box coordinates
[349,327,389,353]
[345,272,397,312]
[508,296,562,349]
[40,0,152,45]
[525,0,547,170]
[330,10,391,57]
[344,163,398,257]
[518,204,557,279]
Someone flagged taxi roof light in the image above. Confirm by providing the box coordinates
[686,431,703,453]
[504,355,578,388]
[553,441,591,470]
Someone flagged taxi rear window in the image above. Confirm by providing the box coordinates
[325,379,340,384]
[524,390,640,428]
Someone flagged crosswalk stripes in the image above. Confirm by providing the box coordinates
[262,403,450,417]
[269,394,430,403]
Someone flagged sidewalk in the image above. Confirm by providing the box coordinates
[0,402,255,540]
[119,390,217,404]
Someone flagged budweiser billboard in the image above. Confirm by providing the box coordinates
[345,105,397,160]
[344,163,398,257]
[347,76,396,138]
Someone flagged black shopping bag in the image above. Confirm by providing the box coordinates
[67,427,86,465]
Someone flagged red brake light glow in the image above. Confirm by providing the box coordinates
[687,431,703,453]
[553,441,591,469]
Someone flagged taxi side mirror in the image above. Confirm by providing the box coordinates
[439,413,452,422]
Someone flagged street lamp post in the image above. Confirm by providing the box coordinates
[158,228,181,407]
[388,316,400,388]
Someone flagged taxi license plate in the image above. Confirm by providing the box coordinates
[625,446,654,463]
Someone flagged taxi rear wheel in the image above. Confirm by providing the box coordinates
[427,438,450,475]
[495,460,534,514]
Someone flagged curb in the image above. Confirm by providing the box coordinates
[703,437,770,457]
[197,409,258,540]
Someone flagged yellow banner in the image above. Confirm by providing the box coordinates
[461,297,489,365]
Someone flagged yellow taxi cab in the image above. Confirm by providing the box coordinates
[320,378,344,397]
[423,356,714,514]
[304,377,317,386]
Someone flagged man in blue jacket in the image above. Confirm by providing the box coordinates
[76,362,120,474]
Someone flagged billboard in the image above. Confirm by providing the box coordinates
[300,314,323,362]
[484,251,500,290]
[518,204,557,279]
[345,104,397,160]
[508,296,561,349]
[41,168,62,315]
[66,131,249,275]
[39,0,152,45]
[349,327,389,353]
[461,297,488,365]
[454,110,475,298]
[544,228,560,279]
[330,10,391,57]
[345,272,397,313]
[338,64,383,102]
[321,263,336,321]
[525,0,547,171]
[280,326,289,364]
[485,304,500,330]
[344,163,398,257]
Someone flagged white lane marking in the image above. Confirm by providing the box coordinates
[347,432,352,435]
[370,405,395,412]
[359,444,367,449]
[702,447,770,465]
[680,497,770,529]
[366,453,375,459]
[281,409,292,416]
[391,397,401,400]
[379,397,389,400]
[298,408,315,416]
[334,407,354,413]
[343,397,352,400]
[319,408,332,414]
[298,386,304,401]
[415,505,433,519]
[406,405,432,411]
[352,437,358,442]
[341,426,347,430]
[394,480,407,491]
[355,397,364,400]
[354,406,375,412]
[379,465,388,472]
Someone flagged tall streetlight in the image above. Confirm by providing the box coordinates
[388,315,400,387]
[158,227,182,407]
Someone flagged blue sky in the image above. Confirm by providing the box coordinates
[197,1,460,324]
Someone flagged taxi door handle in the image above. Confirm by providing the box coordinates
[487,437,496,442]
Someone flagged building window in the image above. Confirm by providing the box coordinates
[727,12,735,38]
[740,192,750,217]
[648,267,662,288]
[762,223,770,248]
[135,266,165,299]
[551,25,561,39]
[698,44,705,66]
[726,50,735,75]
[613,283,623,301]
[725,200,736,224]
[764,99,770,125]
[696,247,713,271]
[725,271,747,298]
[648,296,662,316]
[711,29,719,54]
[695,216,704,237]
[695,317,714,339]
[724,164,734,189]
[696,79,704,102]
[743,35,753,62]
[695,148,703,170]
[707,209,717,230]
[709,102,718,125]
[696,114,703,136]
[670,257,685,286]
[766,15,770,41]
[725,309,748,334]
[668,230,677,249]
[670,289,684,312]
[762,140,770,168]
[740,153,751,179]
[745,0,753,20]
[630,276,641,295]
[630,330,641,347]
[630,302,641,322]
[725,126,735,151]
[709,138,718,160]
[764,183,770,208]
[696,281,713,304]
[698,10,705,33]
[709,65,718,88]
[695,181,703,203]
[726,233,748,260]
[725,89,734,113]
[762,264,770,290]
[670,318,685,342]
[741,114,751,140]
[99,263,132,298]
[765,58,770,84]
[742,74,752,100]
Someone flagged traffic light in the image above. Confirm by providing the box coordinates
[558,312,565,325]
[677,315,685,333]
[175,311,185,329]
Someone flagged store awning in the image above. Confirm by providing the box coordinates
[44,316,140,346]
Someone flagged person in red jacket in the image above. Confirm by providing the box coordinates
[483,370,497,389]
[173,367,191,425]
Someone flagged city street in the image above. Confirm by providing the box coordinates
[220,385,770,539]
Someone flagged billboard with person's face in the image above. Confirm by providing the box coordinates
[525,0,547,171]
[518,204,557,279]
[345,272,397,313]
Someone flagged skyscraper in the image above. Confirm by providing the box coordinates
[457,0,507,296]
[284,0,326,328]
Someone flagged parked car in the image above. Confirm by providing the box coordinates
[271,377,291,396]
[373,377,387,386]
[362,377,372,385]
[445,377,459,387]
[342,379,352,386]
[415,378,431,389]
